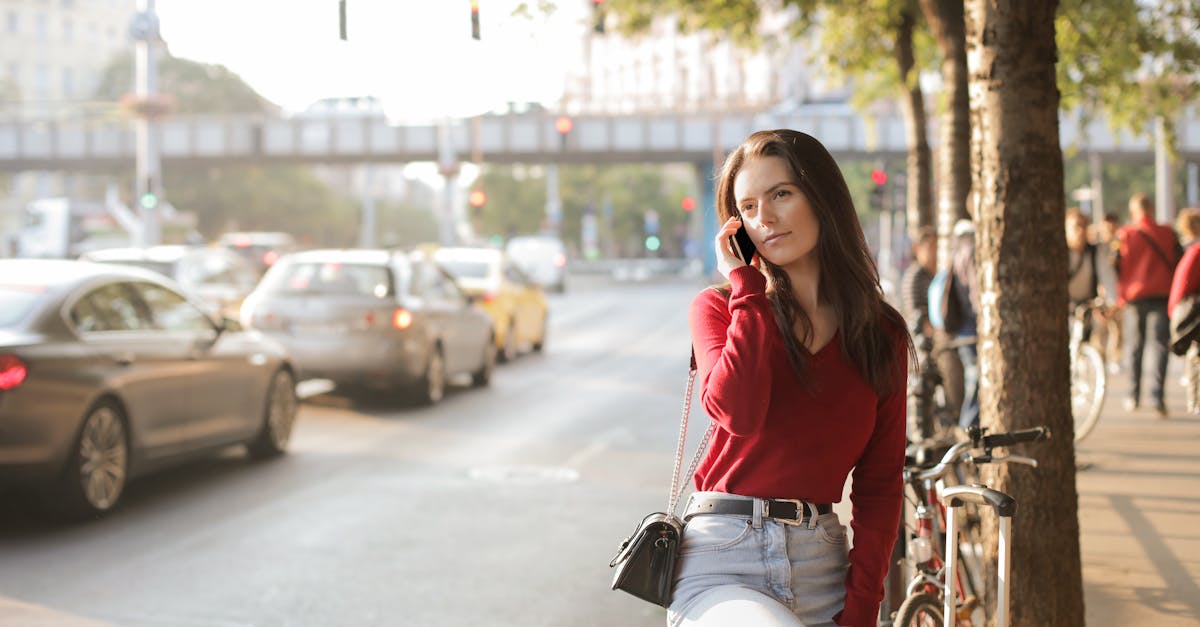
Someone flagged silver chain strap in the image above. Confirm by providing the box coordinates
[667,364,713,517]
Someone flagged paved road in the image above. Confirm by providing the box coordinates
[0,274,701,627]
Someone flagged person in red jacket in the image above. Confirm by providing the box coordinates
[672,129,913,627]
[1117,193,1181,417]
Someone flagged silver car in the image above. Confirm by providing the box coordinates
[239,249,496,403]
[0,259,298,519]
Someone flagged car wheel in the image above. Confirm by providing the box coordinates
[501,322,519,362]
[532,313,547,352]
[472,336,497,387]
[55,400,129,519]
[248,369,298,459]
[416,346,446,405]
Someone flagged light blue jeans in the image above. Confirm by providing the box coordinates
[667,492,849,627]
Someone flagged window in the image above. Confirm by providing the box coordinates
[132,282,214,332]
[34,13,46,41]
[71,284,153,333]
[62,18,72,43]
[6,11,17,35]
[62,67,73,98]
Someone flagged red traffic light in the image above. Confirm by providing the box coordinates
[870,169,888,186]
[555,115,573,135]
[468,189,487,208]
[681,196,695,211]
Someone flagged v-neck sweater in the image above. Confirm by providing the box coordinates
[688,265,907,627]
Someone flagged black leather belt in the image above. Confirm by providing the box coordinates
[685,496,833,525]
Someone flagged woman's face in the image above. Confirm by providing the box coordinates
[732,156,820,268]
[1066,216,1087,249]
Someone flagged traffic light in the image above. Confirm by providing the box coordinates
[592,0,605,34]
[139,191,158,210]
[470,0,480,40]
[468,189,486,211]
[681,196,695,212]
[338,0,347,40]
[869,168,886,212]
[555,115,572,151]
[645,235,661,252]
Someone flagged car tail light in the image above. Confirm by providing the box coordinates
[392,308,413,330]
[482,292,496,303]
[0,354,27,391]
[262,250,280,266]
[554,253,567,268]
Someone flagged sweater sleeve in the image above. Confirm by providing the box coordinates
[688,266,775,436]
[835,335,908,627]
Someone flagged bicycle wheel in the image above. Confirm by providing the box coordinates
[1071,343,1107,442]
[894,593,944,627]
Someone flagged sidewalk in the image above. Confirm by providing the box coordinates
[1078,359,1200,626]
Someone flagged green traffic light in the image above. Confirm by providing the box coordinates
[139,193,158,209]
[645,235,661,251]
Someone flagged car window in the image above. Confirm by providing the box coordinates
[503,262,531,286]
[0,286,45,328]
[70,283,153,333]
[261,261,394,298]
[412,261,463,304]
[131,282,215,332]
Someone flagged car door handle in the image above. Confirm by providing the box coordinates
[111,352,134,366]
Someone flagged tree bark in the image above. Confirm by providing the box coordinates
[893,4,934,240]
[965,1,1086,625]
[919,0,971,272]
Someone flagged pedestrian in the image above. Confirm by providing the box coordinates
[900,226,937,336]
[1066,207,1099,339]
[1096,212,1123,371]
[947,218,980,430]
[1116,192,1181,417]
[678,129,913,627]
[1176,207,1200,249]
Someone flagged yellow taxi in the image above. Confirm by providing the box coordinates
[434,246,549,361]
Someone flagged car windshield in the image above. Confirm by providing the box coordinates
[506,238,564,261]
[438,260,492,280]
[260,261,394,298]
[0,285,46,327]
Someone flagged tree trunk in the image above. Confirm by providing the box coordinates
[965,1,1086,625]
[893,4,934,240]
[919,0,971,272]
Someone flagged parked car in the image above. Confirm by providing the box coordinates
[505,234,568,293]
[0,259,298,519]
[81,245,260,320]
[434,246,548,361]
[218,231,299,276]
[239,249,495,403]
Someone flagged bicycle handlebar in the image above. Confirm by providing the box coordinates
[908,425,1050,482]
[980,426,1049,448]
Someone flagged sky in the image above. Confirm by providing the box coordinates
[154,0,589,122]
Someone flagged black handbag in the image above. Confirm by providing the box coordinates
[609,351,713,608]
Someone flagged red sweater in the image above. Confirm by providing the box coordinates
[1169,244,1200,317]
[689,266,907,627]
[1118,217,1179,303]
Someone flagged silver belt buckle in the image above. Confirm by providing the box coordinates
[769,498,807,526]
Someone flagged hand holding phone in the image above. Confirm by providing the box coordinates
[729,222,757,265]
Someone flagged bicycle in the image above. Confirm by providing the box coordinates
[1070,298,1108,442]
[907,325,977,443]
[890,425,1049,627]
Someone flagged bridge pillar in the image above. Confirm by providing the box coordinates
[694,159,718,279]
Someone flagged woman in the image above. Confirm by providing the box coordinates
[676,129,913,627]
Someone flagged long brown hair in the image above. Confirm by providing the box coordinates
[715,129,915,396]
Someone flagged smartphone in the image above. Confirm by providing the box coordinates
[730,224,757,264]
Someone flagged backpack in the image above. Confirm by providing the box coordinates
[928,269,964,332]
